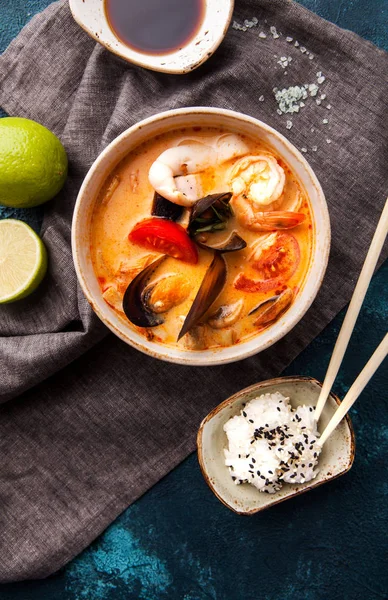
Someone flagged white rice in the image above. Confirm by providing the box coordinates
[224,392,321,494]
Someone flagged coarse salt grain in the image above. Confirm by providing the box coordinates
[259,95,265,102]
[323,118,328,124]
[286,36,293,42]
[270,25,280,38]
[301,147,308,153]
[274,85,307,114]
[286,120,293,129]
[259,31,267,38]
[312,146,317,152]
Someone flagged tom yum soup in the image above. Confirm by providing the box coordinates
[90,127,314,351]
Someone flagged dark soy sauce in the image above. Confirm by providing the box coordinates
[105,0,205,55]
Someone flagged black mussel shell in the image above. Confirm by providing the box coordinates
[151,192,184,222]
[122,255,166,328]
[178,252,227,341]
[189,192,232,223]
[195,232,247,253]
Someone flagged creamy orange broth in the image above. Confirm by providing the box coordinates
[90,127,313,350]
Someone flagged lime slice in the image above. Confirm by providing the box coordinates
[0,219,48,303]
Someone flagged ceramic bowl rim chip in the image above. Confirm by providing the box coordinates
[197,376,355,515]
[71,107,331,366]
[69,0,235,74]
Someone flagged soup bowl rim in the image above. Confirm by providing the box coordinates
[72,106,331,366]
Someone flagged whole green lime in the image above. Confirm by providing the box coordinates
[0,117,68,208]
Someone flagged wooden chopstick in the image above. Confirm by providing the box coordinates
[319,333,388,445]
[315,197,388,422]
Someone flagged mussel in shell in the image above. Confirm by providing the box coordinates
[189,192,233,236]
[122,256,166,327]
[249,288,293,327]
[208,299,244,329]
[195,232,247,253]
[146,274,191,314]
[178,252,227,341]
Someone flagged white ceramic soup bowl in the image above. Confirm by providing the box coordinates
[72,107,330,366]
[69,0,234,74]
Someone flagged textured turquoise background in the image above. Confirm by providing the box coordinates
[0,1,387,598]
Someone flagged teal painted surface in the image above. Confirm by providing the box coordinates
[0,1,387,598]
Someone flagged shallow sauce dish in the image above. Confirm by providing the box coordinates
[197,377,355,514]
[69,0,234,74]
[72,107,330,366]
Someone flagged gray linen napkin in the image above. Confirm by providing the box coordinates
[0,0,387,582]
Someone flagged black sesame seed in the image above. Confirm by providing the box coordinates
[252,457,256,463]
[268,470,273,474]
[314,452,317,458]
[242,411,247,417]
[249,464,254,469]
[249,419,254,423]
[309,407,313,412]
[260,475,265,480]
[309,463,313,467]
[277,407,281,412]
[257,470,261,476]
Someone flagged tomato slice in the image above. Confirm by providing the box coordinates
[235,233,300,293]
[129,218,198,264]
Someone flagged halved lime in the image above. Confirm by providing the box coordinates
[0,219,48,303]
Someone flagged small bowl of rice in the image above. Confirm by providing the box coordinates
[197,376,355,514]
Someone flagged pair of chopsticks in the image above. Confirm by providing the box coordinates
[316,197,388,446]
